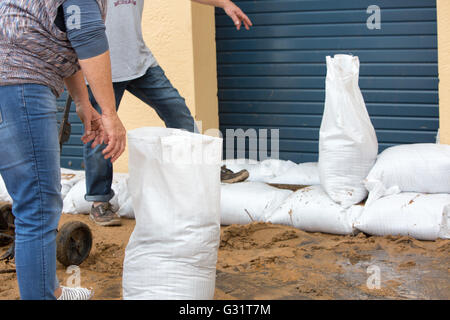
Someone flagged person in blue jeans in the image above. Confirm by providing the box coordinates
[84,0,252,226]
[0,0,127,299]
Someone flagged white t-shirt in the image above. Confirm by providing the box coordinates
[106,0,158,82]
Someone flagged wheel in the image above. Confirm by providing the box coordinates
[56,221,92,267]
[0,203,13,231]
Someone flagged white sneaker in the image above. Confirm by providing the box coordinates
[57,286,94,300]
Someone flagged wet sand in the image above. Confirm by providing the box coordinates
[1,214,449,300]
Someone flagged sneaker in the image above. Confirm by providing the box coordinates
[57,286,94,300]
[89,202,122,227]
[220,165,249,184]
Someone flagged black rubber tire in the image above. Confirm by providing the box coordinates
[0,203,13,231]
[56,221,92,267]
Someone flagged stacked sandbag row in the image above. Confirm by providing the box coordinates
[357,143,450,240]
[218,143,450,240]
[221,55,450,241]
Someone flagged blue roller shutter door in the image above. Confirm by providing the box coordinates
[216,0,439,162]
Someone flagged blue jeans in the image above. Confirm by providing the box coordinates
[0,84,62,300]
[84,65,196,202]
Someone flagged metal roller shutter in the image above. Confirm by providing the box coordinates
[216,0,439,162]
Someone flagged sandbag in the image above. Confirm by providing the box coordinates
[123,127,222,300]
[220,182,293,225]
[117,197,134,219]
[62,173,129,214]
[364,143,450,206]
[355,193,450,241]
[0,175,12,203]
[222,159,297,182]
[268,162,320,185]
[267,185,363,235]
[60,168,85,200]
[319,54,378,208]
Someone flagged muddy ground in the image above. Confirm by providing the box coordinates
[1,214,449,300]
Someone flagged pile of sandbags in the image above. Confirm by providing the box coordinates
[356,143,450,240]
[219,54,450,241]
[364,143,450,206]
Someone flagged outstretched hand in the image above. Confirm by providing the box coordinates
[223,1,252,30]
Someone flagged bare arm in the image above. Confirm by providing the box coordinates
[64,70,104,148]
[78,51,126,163]
[191,0,252,30]
[61,0,126,163]
[78,51,116,117]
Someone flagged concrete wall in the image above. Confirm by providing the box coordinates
[114,0,219,172]
[437,0,450,144]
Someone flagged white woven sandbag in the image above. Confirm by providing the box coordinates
[60,168,85,200]
[123,127,222,300]
[0,175,12,203]
[220,182,293,225]
[268,162,320,185]
[222,158,258,173]
[355,193,450,240]
[364,143,450,206]
[117,197,134,219]
[259,159,298,178]
[62,179,89,214]
[267,185,363,235]
[62,174,128,214]
[222,159,297,182]
[319,55,378,208]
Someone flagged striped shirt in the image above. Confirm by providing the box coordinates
[0,0,107,97]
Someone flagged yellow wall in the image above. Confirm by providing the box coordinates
[191,2,220,136]
[438,0,450,144]
[114,0,219,172]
